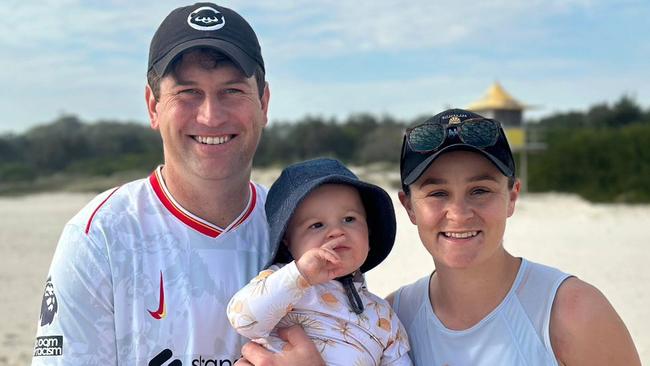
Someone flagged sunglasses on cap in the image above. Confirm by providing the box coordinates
[406,118,503,153]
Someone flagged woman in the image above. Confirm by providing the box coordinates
[236,108,641,365]
[390,108,640,365]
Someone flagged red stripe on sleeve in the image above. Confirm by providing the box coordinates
[85,186,122,234]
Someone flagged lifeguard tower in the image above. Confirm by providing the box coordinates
[467,82,543,191]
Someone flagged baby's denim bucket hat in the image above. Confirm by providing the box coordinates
[265,158,396,274]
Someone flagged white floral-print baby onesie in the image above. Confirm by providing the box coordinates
[227,262,412,366]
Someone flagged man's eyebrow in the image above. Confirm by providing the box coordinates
[169,76,197,87]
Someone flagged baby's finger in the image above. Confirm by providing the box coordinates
[322,236,346,250]
[319,247,341,264]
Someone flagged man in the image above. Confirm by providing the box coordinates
[32,3,319,365]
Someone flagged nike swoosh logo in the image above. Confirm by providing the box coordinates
[148,272,166,319]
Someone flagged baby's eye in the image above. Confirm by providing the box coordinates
[343,216,356,223]
[309,222,323,229]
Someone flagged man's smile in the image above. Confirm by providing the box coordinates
[192,135,234,145]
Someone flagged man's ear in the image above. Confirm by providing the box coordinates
[398,191,417,225]
[145,85,160,130]
[260,82,270,126]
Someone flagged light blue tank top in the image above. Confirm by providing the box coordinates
[392,258,571,366]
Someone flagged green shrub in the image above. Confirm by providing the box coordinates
[528,123,650,202]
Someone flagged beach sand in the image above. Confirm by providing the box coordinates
[1,185,649,364]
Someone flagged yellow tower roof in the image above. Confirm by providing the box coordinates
[467,82,526,111]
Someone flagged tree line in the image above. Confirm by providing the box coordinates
[1,96,649,202]
[527,96,650,202]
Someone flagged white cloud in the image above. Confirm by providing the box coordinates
[0,0,647,133]
[251,0,595,59]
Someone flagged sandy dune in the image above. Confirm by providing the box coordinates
[1,186,648,365]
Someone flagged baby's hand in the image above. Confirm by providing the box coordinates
[295,238,348,285]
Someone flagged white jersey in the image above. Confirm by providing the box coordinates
[32,167,271,365]
[392,258,571,366]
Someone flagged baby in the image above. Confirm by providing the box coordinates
[227,158,411,366]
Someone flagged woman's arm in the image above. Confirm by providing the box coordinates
[550,277,641,366]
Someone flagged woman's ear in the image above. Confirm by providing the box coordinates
[507,179,521,218]
[398,191,417,225]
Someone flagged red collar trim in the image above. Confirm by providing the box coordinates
[230,183,257,230]
[148,168,257,238]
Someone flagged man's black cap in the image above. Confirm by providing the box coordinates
[148,3,264,78]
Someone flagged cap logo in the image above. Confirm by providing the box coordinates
[188,6,225,31]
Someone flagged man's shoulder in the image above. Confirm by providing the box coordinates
[68,176,151,231]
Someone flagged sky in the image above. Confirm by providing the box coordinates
[1,0,649,134]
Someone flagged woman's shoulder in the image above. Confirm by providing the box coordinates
[551,277,617,341]
[522,258,569,278]
[387,275,430,303]
[386,274,431,328]
[550,277,641,365]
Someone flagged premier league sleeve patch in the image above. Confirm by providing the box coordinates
[39,276,58,326]
[35,277,64,357]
